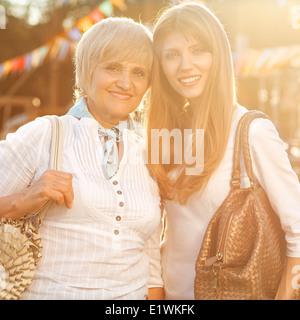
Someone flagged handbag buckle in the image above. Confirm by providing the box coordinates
[230,179,240,187]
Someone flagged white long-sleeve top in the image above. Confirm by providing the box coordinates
[0,115,163,300]
[161,105,300,300]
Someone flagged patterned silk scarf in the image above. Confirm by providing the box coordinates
[67,97,135,179]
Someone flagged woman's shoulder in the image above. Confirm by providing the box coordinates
[11,114,76,131]
[5,116,52,143]
[234,105,280,145]
[4,114,79,145]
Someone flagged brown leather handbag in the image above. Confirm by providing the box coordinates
[194,111,288,300]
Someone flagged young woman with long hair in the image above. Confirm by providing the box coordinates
[147,1,300,300]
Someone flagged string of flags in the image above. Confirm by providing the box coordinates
[234,44,300,77]
[0,0,126,80]
[2,0,300,80]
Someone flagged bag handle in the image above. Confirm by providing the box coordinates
[48,116,63,172]
[231,110,270,187]
[240,111,270,184]
[24,116,63,229]
[36,116,63,228]
[231,111,251,187]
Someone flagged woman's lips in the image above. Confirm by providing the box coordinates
[179,75,201,87]
[109,91,132,100]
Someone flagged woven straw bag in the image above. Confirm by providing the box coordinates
[194,111,289,300]
[0,116,63,300]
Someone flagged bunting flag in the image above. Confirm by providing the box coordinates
[5,0,299,80]
[0,0,126,79]
[234,44,300,77]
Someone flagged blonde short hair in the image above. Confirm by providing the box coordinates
[74,17,153,101]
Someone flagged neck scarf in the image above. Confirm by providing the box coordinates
[67,97,135,179]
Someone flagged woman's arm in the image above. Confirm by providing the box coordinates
[145,209,164,299]
[249,119,300,256]
[0,118,73,219]
[249,118,300,299]
[275,257,300,299]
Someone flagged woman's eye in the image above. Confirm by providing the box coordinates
[134,69,146,77]
[166,51,179,59]
[106,65,120,72]
[193,47,205,55]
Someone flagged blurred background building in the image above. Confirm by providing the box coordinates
[0,0,300,175]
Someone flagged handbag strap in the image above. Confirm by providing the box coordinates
[24,116,63,229]
[48,115,63,172]
[240,111,270,184]
[231,110,270,187]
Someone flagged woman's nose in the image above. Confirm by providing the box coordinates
[180,54,193,71]
[116,72,132,90]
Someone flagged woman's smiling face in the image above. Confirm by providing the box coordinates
[86,59,149,128]
[161,32,213,103]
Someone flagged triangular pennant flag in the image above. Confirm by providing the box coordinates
[58,40,71,60]
[2,60,12,77]
[89,8,105,22]
[77,16,94,32]
[49,36,65,58]
[100,0,114,16]
[11,56,25,71]
[0,64,4,78]
[24,53,32,70]
[67,27,81,42]
[110,0,126,11]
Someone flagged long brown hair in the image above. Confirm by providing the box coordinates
[147,1,236,204]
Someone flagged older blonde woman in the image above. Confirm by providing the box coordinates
[0,17,163,300]
[147,1,300,299]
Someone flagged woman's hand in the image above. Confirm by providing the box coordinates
[275,256,300,300]
[148,287,164,300]
[0,169,74,220]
